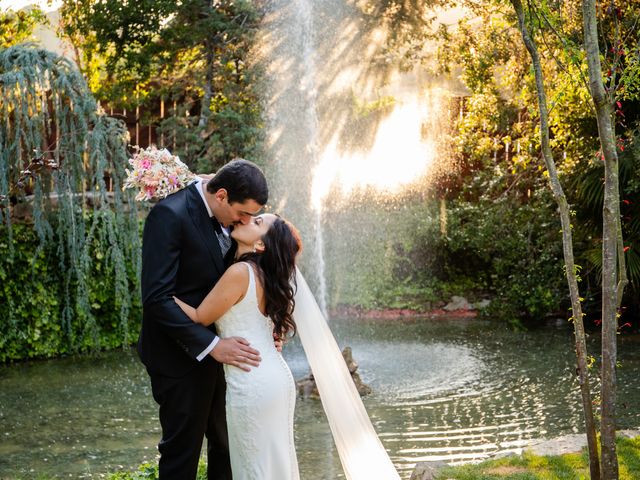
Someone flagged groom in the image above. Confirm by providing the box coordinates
[139,159,268,479]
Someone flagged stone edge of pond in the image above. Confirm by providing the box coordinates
[525,428,640,456]
[409,429,640,480]
[330,306,478,320]
[330,296,488,320]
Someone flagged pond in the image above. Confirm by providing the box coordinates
[1,316,639,479]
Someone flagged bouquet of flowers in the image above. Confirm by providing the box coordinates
[123,146,196,201]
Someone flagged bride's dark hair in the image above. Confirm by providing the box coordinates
[236,216,302,338]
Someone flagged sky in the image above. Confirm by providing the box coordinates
[0,0,62,12]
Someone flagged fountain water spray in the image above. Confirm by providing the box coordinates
[259,0,453,319]
[297,0,329,317]
[257,0,335,316]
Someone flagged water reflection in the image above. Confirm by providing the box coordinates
[1,317,639,479]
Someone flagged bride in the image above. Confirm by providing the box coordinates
[174,211,401,479]
[174,213,302,479]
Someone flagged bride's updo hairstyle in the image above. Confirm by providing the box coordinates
[237,216,302,339]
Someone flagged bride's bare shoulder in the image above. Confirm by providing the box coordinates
[220,262,250,285]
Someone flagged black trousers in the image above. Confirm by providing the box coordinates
[150,359,231,480]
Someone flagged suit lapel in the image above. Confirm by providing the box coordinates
[185,183,225,275]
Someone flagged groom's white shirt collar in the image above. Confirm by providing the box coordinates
[197,178,229,237]
[196,177,214,217]
[194,177,221,360]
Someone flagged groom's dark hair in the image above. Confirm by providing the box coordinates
[207,158,269,205]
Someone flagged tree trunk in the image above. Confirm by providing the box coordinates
[198,0,217,129]
[510,2,600,478]
[199,43,215,129]
[582,1,620,478]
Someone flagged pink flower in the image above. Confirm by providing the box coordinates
[124,146,196,201]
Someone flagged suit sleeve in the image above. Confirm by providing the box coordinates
[141,203,217,360]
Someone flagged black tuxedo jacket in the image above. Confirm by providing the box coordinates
[138,182,232,378]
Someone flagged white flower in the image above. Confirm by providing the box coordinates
[123,146,196,201]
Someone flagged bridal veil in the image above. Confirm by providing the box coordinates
[293,269,401,480]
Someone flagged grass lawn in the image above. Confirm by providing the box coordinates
[435,436,640,480]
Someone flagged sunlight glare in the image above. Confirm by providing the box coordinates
[0,0,62,12]
[311,99,435,211]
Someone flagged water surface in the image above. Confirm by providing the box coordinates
[1,317,638,479]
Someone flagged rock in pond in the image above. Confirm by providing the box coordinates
[296,346,372,398]
[410,460,448,480]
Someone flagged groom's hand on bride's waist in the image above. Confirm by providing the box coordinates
[211,337,261,372]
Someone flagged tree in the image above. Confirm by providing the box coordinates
[0,7,46,49]
[437,1,640,476]
[58,0,264,169]
[582,0,624,477]
[508,3,599,477]
[0,44,139,356]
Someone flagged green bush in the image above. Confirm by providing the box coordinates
[323,192,566,327]
[0,219,141,362]
[437,196,566,327]
[370,194,567,327]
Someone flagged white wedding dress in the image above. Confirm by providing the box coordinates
[216,262,300,480]
[217,263,400,480]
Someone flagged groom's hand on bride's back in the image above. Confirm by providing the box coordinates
[211,337,261,372]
